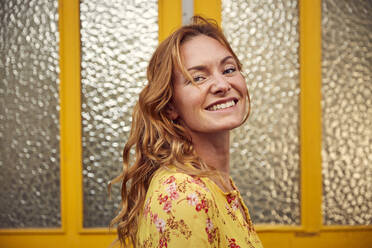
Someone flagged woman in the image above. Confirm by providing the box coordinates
[111,16,263,248]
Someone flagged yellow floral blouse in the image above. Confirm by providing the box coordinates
[136,166,263,248]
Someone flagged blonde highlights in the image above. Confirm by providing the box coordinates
[109,16,247,247]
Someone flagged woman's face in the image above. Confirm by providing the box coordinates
[170,35,248,136]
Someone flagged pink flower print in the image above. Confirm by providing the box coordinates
[196,203,203,212]
[208,232,213,241]
[230,243,240,248]
[228,237,241,248]
[163,200,172,213]
[227,193,240,211]
[169,190,179,200]
[158,194,168,204]
[205,218,217,244]
[201,199,207,208]
[159,237,168,248]
[201,199,209,213]
[206,218,213,232]
[166,182,179,200]
[154,217,166,233]
[164,175,175,184]
[232,199,239,211]
[151,213,158,223]
[143,200,150,217]
[196,199,209,213]
[166,182,177,193]
[227,194,236,204]
[187,193,198,206]
[191,177,207,189]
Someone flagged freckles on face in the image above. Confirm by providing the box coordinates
[172,73,205,118]
[171,35,247,134]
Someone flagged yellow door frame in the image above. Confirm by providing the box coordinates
[0,0,371,247]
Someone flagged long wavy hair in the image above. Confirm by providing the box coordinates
[109,16,248,247]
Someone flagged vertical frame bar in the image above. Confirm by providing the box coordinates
[194,0,221,24]
[159,0,182,41]
[59,0,83,243]
[299,0,322,233]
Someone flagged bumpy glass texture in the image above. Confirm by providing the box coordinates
[80,0,158,227]
[222,0,300,224]
[0,0,60,227]
[321,0,372,225]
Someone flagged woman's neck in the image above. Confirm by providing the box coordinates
[190,131,230,175]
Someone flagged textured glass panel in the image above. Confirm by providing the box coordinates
[0,0,60,227]
[80,0,158,227]
[321,0,372,225]
[222,0,300,224]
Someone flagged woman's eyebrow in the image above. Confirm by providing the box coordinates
[186,55,235,72]
[220,55,234,65]
[187,65,206,72]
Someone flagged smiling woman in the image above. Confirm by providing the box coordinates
[110,16,263,248]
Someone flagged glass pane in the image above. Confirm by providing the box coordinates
[222,0,300,224]
[321,0,372,225]
[80,0,158,227]
[0,0,60,228]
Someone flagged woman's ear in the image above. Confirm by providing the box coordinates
[166,103,179,120]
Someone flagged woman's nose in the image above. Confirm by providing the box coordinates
[210,73,231,95]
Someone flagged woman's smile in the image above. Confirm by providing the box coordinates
[205,98,238,111]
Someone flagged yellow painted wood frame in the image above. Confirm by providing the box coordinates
[0,0,371,247]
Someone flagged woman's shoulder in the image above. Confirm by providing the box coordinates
[147,167,210,199]
[148,166,210,193]
[143,166,216,216]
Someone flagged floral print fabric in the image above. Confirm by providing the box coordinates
[136,166,263,248]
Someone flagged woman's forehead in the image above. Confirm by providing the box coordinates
[180,35,234,69]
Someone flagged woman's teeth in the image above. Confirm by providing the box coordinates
[208,100,236,111]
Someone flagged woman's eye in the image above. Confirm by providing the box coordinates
[193,75,205,83]
[185,75,205,85]
[224,67,236,74]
